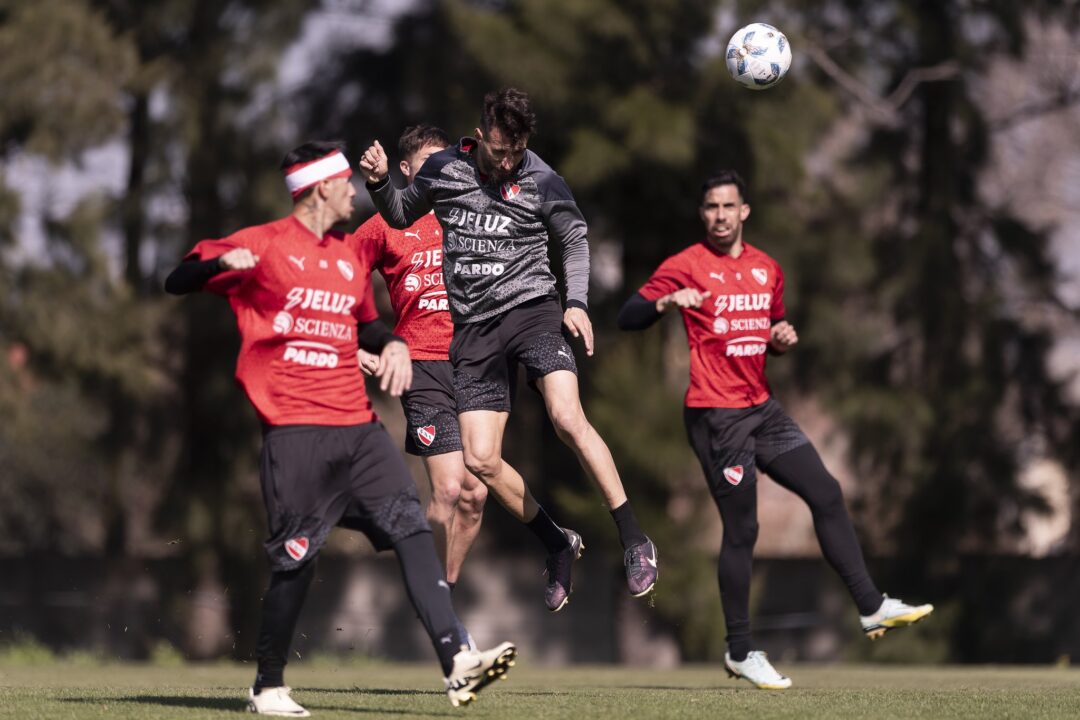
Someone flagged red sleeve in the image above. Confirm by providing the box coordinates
[184,228,267,297]
[771,262,786,322]
[348,214,387,269]
[638,254,692,301]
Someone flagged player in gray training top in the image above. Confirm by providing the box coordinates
[360,88,659,611]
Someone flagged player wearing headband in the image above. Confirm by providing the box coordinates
[165,140,516,714]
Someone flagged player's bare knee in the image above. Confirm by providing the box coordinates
[549,405,591,445]
[463,450,502,482]
[458,482,488,518]
[431,476,463,511]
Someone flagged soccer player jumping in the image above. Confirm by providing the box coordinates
[165,141,515,714]
[618,170,931,689]
[353,125,489,591]
[360,89,659,612]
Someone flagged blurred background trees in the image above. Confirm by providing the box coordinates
[1,0,1077,663]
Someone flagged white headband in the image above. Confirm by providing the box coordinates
[284,152,351,195]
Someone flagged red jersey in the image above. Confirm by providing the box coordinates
[349,212,452,360]
[638,241,785,409]
[186,215,379,426]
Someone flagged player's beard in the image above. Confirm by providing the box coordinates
[708,224,740,251]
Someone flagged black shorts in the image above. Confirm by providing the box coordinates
[684,398,810,501]
[259,423,430,571]
[402,360,463,457]
[449,295,578,413]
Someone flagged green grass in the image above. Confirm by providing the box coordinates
[0,662,1078,719]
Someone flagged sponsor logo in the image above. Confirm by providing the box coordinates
[454,261,505,276]
[273,311,294,334]
[405,230,422,241]
[723,465,744,486]
[729,317,771,332]
[292,317,353,341]
[752,267,768,286]
[557,349,572,360]
[288,255,306,271]
[285,536,309,561]
[454,237,517,253]
[404,274,421,292]
[283,340,340,368]
[725,337,768,357]
[710,271,725,283]
[284,287,357,315]
[337,259,354,281]
[437,580,450,591]
[713,317,729,334]
[417,425,436,446]
[713,293,771,314]
[409,249,441,270]
[445,207,512,234]
[418,291,449,311]
[500,182,521,200]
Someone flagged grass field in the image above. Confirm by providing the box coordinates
[1,661,1078,719]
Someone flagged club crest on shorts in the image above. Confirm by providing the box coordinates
[752,268,768,286]
[417,425,437,447]
[723,465,744,486]
[284,536,309,561]
[500,182,521,200]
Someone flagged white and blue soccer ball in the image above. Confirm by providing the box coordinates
[726,22,792,90]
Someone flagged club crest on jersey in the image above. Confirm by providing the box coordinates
[500,182,521,200]
[337,259,354,281]
[417,425,436,447]
[723,465,744,486]
[752,268,768,286]
[285,536,309,561]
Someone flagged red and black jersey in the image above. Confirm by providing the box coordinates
[638,241,785,409]
[349,212,452,360]
[185,215,378,426]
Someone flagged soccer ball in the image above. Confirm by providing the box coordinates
[726,22,792,90]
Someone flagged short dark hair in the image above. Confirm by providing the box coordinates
[480,88,536,146]
[398,125,451,159]
[701,170,748,204]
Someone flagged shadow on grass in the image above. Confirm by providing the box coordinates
[61,693,458,716]
[315,687,443,696]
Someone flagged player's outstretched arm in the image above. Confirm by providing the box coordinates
[362,140,433,229]
[164,248,259,294]
[617,293,661,331]
[617,288,711,331]
[358,140,389,184]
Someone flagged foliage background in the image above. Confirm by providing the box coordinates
[0,0,1078,663]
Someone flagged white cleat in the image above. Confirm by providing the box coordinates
[860,594,934,639]
[248,686,310,717]
[724,651,792,690]
[444,641,517,707]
